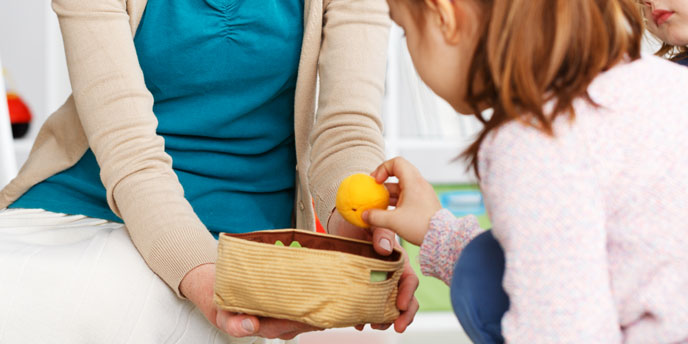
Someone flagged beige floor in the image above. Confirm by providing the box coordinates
[298,312,472,344]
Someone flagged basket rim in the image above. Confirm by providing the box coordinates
[220,228,375,245]
[218,229,404,266]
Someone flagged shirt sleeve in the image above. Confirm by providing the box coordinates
[479,123,622,343]
[308,0,390,225]
[419,209,483,285]
[52,0,217,297]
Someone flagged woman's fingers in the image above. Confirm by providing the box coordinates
[371,227,397,255]
[256,317,322,339]
[371,323,393,331]
[216,311,259,337]
[328,210,373,241]
[394,247,420,334]
[396,247,420,311]
[394,296,419,333]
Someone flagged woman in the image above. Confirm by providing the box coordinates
[0,0,418,342]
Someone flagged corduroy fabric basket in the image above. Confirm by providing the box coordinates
[214,229,405,329]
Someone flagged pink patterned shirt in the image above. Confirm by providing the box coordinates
[419,56,688,343]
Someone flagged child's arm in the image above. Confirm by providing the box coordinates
[364,157,484,285]
[480,123,621,342]
[418,210,482,285]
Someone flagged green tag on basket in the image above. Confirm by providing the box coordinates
[275,240,302,248]
[370,271,387,282]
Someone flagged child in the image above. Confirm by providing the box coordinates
[364,0,688,342]
[640,0,688,65]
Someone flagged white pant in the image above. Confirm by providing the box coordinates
[0,209,294,344]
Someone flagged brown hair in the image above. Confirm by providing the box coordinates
[656,43,688,62]
[461,0,643,177]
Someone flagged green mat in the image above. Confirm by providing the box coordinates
[403,184,491,312]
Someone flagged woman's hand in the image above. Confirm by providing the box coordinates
[328,209,420,333]
[362,157,442,246]
[180,264,322,340]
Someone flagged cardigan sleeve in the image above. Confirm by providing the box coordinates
[419,210,483,285]
[478,122,622,343]
[52,0,217,298]
[308,0,390,226]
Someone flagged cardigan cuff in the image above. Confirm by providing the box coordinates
[146,225,218,298]
[419,209,482,285]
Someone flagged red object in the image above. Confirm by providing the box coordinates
[7,92,32,124]
[313,199,326,233]
[6,92,32,138]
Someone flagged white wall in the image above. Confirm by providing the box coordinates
[0,56,17,188]
[0,0,71,166]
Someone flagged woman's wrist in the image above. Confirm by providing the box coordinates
[326,207,337,233]
[180,263,215,303]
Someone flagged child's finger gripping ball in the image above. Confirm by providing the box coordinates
[336,173,390,228]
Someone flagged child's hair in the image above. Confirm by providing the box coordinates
[459,0,643,176]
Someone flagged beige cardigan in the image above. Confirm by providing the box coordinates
[0,0,389,296]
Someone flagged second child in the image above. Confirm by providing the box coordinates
[641,0,688,64]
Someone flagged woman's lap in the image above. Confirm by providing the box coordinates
[451,230,509,344]
[0,209,287,344]
[0,208,512,343]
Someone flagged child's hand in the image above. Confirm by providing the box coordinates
[363,157,441,246]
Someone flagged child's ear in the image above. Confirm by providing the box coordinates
[424,0,464,44]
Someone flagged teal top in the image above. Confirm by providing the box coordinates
[11,0,304,235]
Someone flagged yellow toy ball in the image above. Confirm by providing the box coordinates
[336,173,390,228]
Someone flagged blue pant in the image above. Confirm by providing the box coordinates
[451,230,509,344]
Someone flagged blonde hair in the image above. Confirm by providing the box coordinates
[461,0,643,176]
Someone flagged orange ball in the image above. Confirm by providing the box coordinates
[336,173,390,228]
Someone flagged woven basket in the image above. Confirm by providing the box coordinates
[214,229,405,329]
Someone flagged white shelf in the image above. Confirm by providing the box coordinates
[393,137,473,150]
[382,24,480,185]
[386,138,477,184]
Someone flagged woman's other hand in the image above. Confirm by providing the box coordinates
[328,210,420,333]
[180,264,322,339]
[363,157,442,246]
